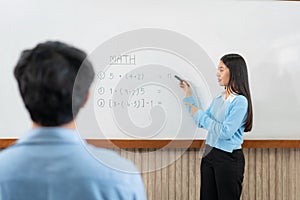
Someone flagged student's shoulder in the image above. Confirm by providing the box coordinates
[86,144,139,174]
[232,94,248,106]
[0,145,19,164]
[0,146,19,177]
[235,94,247,102]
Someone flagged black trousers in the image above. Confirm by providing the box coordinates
[200,146,245,200]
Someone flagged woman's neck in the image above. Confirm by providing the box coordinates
[225,88,232,99]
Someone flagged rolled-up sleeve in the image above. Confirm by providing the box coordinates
[192,109,212,129]
[183,96,213,130]
[183,96,196,113]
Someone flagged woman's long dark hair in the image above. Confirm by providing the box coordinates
[221,54,253,132]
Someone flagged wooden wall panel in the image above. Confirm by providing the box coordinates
[195,150,201,200]
[275,149,283,200]
[255,148,262,200]
[269,148,276,200]
[161,149,169,200]
[113,148,300,200]
[248,148,256,200]
[188,149,195,200]
[175,149,182,200]
[168,150,176,200]
[296,149,300,200]
[242,148,249,200]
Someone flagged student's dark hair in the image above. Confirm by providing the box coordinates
[14,41,94,126]
[220,53,253,132]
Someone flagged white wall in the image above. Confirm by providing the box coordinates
[0,0,299,139]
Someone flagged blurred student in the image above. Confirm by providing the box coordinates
[0,41,147,200]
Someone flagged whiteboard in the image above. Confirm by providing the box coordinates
[0,0,299,139]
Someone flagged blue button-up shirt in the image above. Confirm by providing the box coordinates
[184,93,248,152]
[0,128,147,200]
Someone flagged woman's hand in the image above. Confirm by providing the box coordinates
[185,103,201,116]
[179,80,192,97]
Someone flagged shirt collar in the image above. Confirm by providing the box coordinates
[227,93,238,103]
[218,92,238,103]
[16,127,84,145]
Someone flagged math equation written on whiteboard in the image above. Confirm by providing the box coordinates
[95,69,176,110]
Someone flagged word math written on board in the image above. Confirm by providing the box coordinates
[95,70,175,110]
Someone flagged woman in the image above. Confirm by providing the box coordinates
[180,54,253,200]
